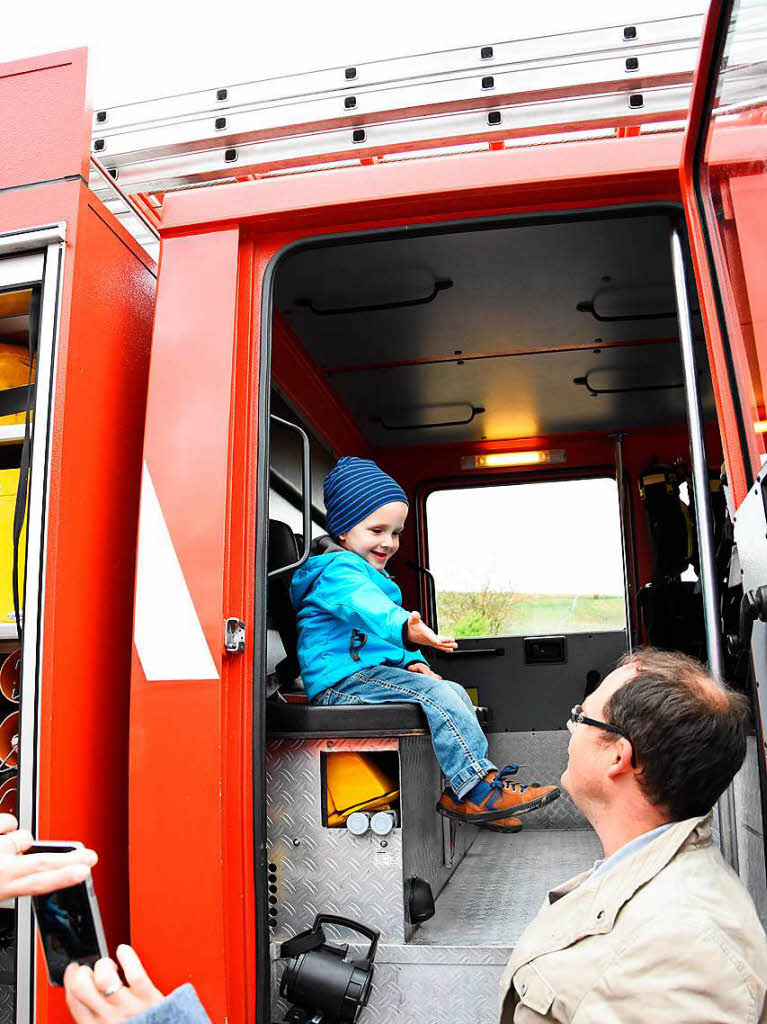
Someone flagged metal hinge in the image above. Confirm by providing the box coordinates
[224,618,246,653]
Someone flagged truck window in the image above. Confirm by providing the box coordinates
[426,477,627,638]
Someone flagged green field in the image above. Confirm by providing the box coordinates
[436,590,625,638]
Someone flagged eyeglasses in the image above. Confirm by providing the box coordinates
[569,705,628,739]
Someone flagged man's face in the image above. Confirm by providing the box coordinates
[561,664,635,811]
[339,502,408,571]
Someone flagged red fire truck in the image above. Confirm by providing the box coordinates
[0,0,765,1021]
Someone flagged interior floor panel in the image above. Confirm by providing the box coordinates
[410,828,603,947]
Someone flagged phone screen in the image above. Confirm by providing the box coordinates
[28,844,105,986]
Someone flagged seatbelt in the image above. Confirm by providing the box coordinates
[12,288,39,640]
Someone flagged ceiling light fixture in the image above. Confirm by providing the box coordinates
[460,449,566,470]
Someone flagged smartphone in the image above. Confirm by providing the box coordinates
[26,841,108,986]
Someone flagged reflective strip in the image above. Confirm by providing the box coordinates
[134,462,219,681]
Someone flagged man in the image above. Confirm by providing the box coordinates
[500,648,767,1023]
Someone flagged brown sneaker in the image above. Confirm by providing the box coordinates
[436,765,560,823]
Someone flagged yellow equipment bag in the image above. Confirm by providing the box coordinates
[0,470,26,631]
[325,752,399,827]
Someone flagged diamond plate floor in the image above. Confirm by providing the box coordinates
[411,828,603,947]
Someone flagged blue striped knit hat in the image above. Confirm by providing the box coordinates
[324,457,408,538]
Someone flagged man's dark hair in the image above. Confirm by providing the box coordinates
[604,648,749,820]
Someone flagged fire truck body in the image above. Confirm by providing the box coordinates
[0,1,765,1021]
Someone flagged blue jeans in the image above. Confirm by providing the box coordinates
[313,664,495,799]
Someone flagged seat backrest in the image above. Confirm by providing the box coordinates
[267,519,302,688]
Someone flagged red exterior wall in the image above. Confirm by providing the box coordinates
[0,48,156,1024]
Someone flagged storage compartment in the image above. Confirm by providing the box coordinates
[321,750,400,829]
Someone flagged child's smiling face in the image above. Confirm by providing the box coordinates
[338,501,408,570]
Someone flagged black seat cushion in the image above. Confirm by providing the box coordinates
[266,699,490,737]
[267,699,428,737]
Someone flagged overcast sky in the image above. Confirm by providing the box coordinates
[4,0,707,108]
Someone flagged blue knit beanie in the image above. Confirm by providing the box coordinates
[324,457,408,538]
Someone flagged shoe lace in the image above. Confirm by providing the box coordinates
[491,764,528,794]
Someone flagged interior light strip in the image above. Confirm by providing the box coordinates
[460,449,566,470]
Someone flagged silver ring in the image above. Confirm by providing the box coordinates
[102,982,123,998]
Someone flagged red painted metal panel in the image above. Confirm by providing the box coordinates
[272,313,371,456]
[678,0,752,506]
[161,133,682,235]
[129,228,243,1020]
[0,50,90,191]
[27,185,154,1024]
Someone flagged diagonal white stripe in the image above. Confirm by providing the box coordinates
[134,462,219,681]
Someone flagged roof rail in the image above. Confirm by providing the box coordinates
[90,12,705,203]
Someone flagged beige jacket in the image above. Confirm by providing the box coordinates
[500,814,767,1023]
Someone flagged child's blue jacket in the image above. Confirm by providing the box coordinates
[289,550,427,699]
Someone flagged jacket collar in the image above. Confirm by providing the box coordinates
[582,812,712,914]
[512,813,713,972]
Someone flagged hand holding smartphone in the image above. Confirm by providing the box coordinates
[26,842,108,986]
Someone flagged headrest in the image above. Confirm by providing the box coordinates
[268,520,300,575]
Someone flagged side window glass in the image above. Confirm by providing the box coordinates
[426,478,627,638]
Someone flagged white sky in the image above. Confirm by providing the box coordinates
[427,478,626,594]
[3,0,706,108]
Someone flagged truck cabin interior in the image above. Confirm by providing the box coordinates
[261,207,749,1019]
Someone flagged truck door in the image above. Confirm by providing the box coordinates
[680,0,767,910]
[128,229,256,1023]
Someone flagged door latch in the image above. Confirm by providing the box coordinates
[224,618,246,654]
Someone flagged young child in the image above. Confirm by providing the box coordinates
[290,457,560,830]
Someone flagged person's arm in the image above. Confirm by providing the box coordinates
[572,916,760,1024]
[129,986,211,1024]
[64,946,212,1024]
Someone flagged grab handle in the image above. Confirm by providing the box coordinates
[268,415,311,578]
[313,913,380,964]
[406,561,438,627]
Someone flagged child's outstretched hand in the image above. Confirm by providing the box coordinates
[406,611,457,653]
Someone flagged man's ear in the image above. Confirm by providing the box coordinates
[606,738,635,779]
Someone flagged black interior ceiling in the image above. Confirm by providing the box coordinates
[275,214,713,446]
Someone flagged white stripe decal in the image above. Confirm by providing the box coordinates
[135,462,219,681]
